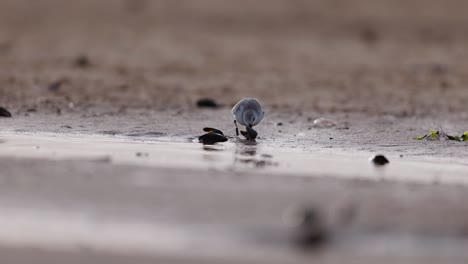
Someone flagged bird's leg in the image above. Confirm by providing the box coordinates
[234,120,239,136]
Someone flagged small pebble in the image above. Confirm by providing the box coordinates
[276,122,283,126]
[370,155,389,166]
[196,98,218,108]
[0,106,12,117]
[313,117,336,128]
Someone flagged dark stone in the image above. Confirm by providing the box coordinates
[196,98,218,108]
[371,155,389,165]
[0,106,12,117]
[276,122,283,126]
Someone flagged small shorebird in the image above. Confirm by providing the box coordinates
[231,98,265,136]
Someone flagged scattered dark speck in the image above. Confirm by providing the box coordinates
[370,155,389,166]
[359,27,379,44]
[74,55,91,68]
[329,137,333,140]
[48,79,66,92]
[276,122,283,126]
[430,63,449,75]
[61,125,72,129]
[136,152,149,157]
[26,108,37,113]
[400,155,404,158]
[261,153,273,158]
[0,106,12,117]
[196,98,218,108]
[101,130,120,136]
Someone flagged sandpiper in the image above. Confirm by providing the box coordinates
[231,98,265,137]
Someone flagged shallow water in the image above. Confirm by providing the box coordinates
[0,132,467,185]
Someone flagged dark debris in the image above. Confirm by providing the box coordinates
[196,98,218,108]
[370,155,389,166]
[199,127,227,144]
[240,126,257,140]
[0,106,12,117]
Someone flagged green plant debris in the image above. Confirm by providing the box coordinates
[462,132,468,141]
[430,130,439,140]
[416,130,468,142]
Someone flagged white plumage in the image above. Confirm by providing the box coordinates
[231,98,265,133]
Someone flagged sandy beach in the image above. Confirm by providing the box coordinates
[1,0,468,263]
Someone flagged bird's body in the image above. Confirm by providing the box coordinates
[231,98,264,137]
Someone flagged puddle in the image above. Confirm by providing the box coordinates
[0,132,467,185]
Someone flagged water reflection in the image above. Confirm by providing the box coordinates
[203,146,223,152]
[234,140,278,169]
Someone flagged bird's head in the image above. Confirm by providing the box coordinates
[243,110,257,127]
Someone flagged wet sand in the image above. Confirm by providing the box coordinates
[1,122,468,263]
[1,0,468,263]
[2,151,468,264]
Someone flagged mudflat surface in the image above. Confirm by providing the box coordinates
[1,0,468,263]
